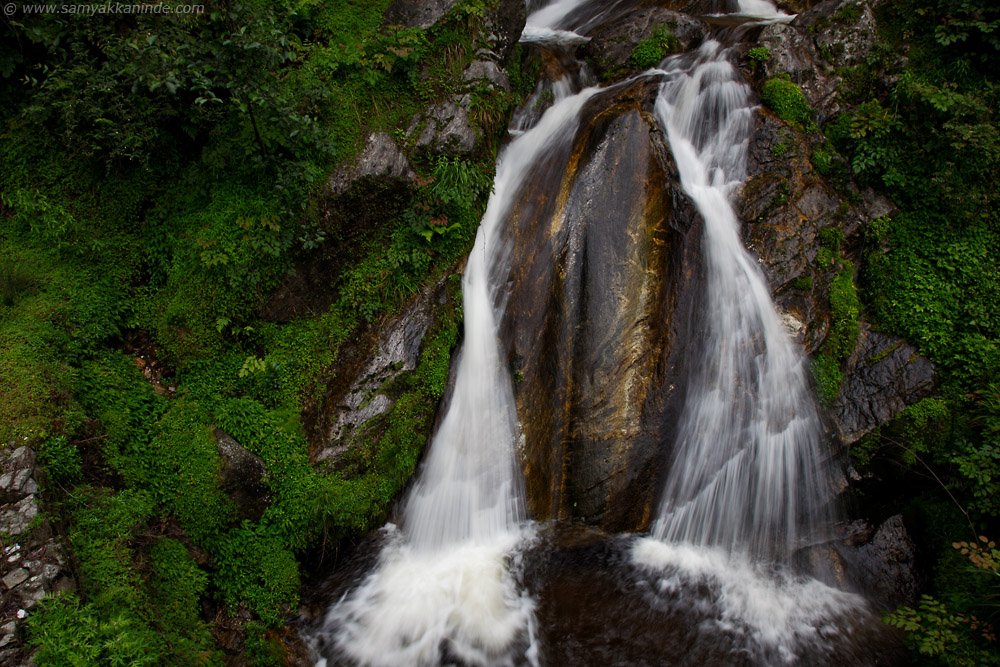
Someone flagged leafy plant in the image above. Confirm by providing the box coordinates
[761,75,816,130]
[629,25,679,69]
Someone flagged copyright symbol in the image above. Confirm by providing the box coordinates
[3,4,15,16]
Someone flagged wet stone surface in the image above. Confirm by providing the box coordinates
[832,324,937,445]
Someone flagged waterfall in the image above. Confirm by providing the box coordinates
[312,21,600,666]
[647,40,831,561]
[631,5,865,662]
[310,1,886,664]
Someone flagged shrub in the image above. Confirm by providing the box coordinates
[761,75,816,130]
[629,25,679,69]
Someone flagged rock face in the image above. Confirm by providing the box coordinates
[755,0,894,123]
[0,444,75,666]
[384,0,460,29]
[311,277,452,464]
[832,325,937,444]
[499,80,703,531]
[328,133,415,198]
[580,6,707,76]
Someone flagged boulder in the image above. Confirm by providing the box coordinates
[840,515,920,610]
[499,78,704,531]
[215,430,271,522]
[311,276,453,465]
[328,132,415,198]
[412,95,478,154]
[384,0,459,28]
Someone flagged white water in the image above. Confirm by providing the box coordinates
[316,49,601,666]
[632,9,865,661]
[647,39,832,559]
[737,0,791,18]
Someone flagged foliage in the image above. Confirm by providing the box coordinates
[885,595,999,666]
[824,260,861,359]
[811,354,842,407]
[37,435,82,486]
[28,488,221,666]
[748,46,772,63]
[629,25,679,69]
[761,75,816,130]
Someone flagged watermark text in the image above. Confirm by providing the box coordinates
[5,2,206,17]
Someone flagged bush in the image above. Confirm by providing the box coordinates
[629,25,679,69]
[761,75,815,130]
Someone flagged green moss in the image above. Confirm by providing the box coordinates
[761,75,816,130]
[824,261,861,359]
[811,355,843,407]
[792,275,814,290]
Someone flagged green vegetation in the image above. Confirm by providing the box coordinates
[747,46,771,74]
[1,0,516,662]
[809,0,1000,661]
[629,24,679,69]
[761,75,816,130]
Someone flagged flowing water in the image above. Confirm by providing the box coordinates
[309,1,899,664]
[311,14,602,663]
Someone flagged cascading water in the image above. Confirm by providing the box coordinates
[631,6,865,663]
[311,17,600,666]
[647,40,831,561]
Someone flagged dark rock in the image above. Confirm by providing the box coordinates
[384,0,459,28]
[832,324,937,444]
[500,78,703,531]
[485,0,529,64]
[840,515,920,610]
[580,7,706,76]
[328,132,414,198]
[215,430,271,523]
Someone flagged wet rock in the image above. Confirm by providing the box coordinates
[580,7,706,76]
[384,0,459,28]
[840,515,920,609]
[312,277,451,464]
[757,23,841,120]
[215,430,271,523]
[328,132,415,197]
[500,79,703,531]
[832,325,937,444]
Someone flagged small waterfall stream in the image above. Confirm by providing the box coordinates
[629,29,864,663]
[646,39,830,561]
[309,1,899,665]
